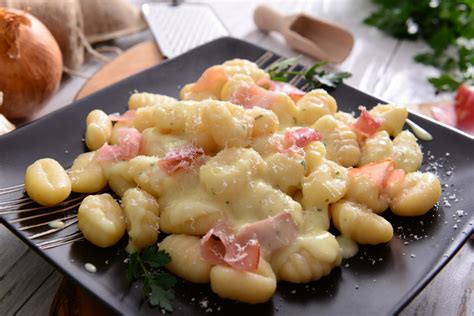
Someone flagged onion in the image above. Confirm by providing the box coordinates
[0,8,63,120]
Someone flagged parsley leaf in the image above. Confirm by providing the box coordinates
[265,58,351,90]
[126,247,176,312]
[149,284,175,311]
[364,0,474,92]
[127,252,140,281]
[142,249,171,268]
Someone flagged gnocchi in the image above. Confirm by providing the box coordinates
[210,257,276,304]
[128,92,177,110]
[271,231,342,283]
[358,131,393,166]
[85,109,112,151]
[312,114,361,167]
[390,172,441,216]
[25,158,71,206]
[392,130,423,172]
[331,200,393,245]
[122,188,160,252]
[77,194,126,247]
[159,234,212,283]
[24,58,442,306]
[68,152,107,193]
[296,89,337,126]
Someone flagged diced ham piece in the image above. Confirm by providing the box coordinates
[349,158,395,188]
[383,168,405,189]
[118,128,142,160]
[191,66,229,93]
[237,212,298,253]
[276,127,321,155]
[200,222,260,271]
[95,144,122,162]
[230,84,276,109]
[96,128,141,162]
[158,145,205,175]
[284,127,322,148]
[109,110,136,122]
[350,158,406,194]
[351,106,382,137]
[257,78,306,103]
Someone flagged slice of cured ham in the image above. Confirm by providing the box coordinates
[96,128,141,162]
[351,106,382,137]
[158,145,205,175]
[200,222,260,271]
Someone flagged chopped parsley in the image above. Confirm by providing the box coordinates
[127,247,177,312]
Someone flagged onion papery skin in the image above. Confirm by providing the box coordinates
[0,8,63,120]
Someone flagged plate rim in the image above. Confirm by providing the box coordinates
[1,36,473,315]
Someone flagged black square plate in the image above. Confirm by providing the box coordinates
[1,37,472,315]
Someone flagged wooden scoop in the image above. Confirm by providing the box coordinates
[254,5,354,63]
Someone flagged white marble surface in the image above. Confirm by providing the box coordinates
[1,1,472,315]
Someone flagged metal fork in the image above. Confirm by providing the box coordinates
[0,179,87,249]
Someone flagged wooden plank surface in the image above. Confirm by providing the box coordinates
[0,1,472,315]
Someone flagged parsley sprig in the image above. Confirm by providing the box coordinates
[127,247,177,312]
[364,0,474,92]
[265,56,351,90]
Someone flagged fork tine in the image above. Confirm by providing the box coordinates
[20,214,78,231]
[37,231,82,246]
[40,236,85,250]
[37,231,84,250]
[293,76,307,87]
[29,218,78,240]
[300,83,310,92]
[265,56,285,70]
[0,196,31,206]
[0,184,25,195]
[255,51,273,67]
[0,194,87,214]
[0,199,37,211]
[9,201,81,224]
[289,65,306,86]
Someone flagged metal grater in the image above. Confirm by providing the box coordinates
[142,1,229,58]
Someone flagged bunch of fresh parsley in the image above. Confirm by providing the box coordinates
[127,247,177,312]
[265,56,351,90]
[364,0,474,92]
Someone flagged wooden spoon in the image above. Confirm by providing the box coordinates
[254,5,354,63]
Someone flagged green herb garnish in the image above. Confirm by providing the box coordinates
[364,0,474,92]
[127,247,177,312]
[265,56,351,90]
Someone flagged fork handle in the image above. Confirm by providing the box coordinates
[254,5,286,33]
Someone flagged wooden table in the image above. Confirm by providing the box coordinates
[1,1,472,315]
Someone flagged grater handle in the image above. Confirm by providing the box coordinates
[254,5,287,33]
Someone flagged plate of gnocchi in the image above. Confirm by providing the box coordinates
[0,37,472,315]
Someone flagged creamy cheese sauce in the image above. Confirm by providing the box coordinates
[336,235,359,259]
[407,119,433,141]
[48,220,65,229]
[84,263,97,273]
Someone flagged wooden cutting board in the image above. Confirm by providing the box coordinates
[50,40,163,316]
[75,41,164,100]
